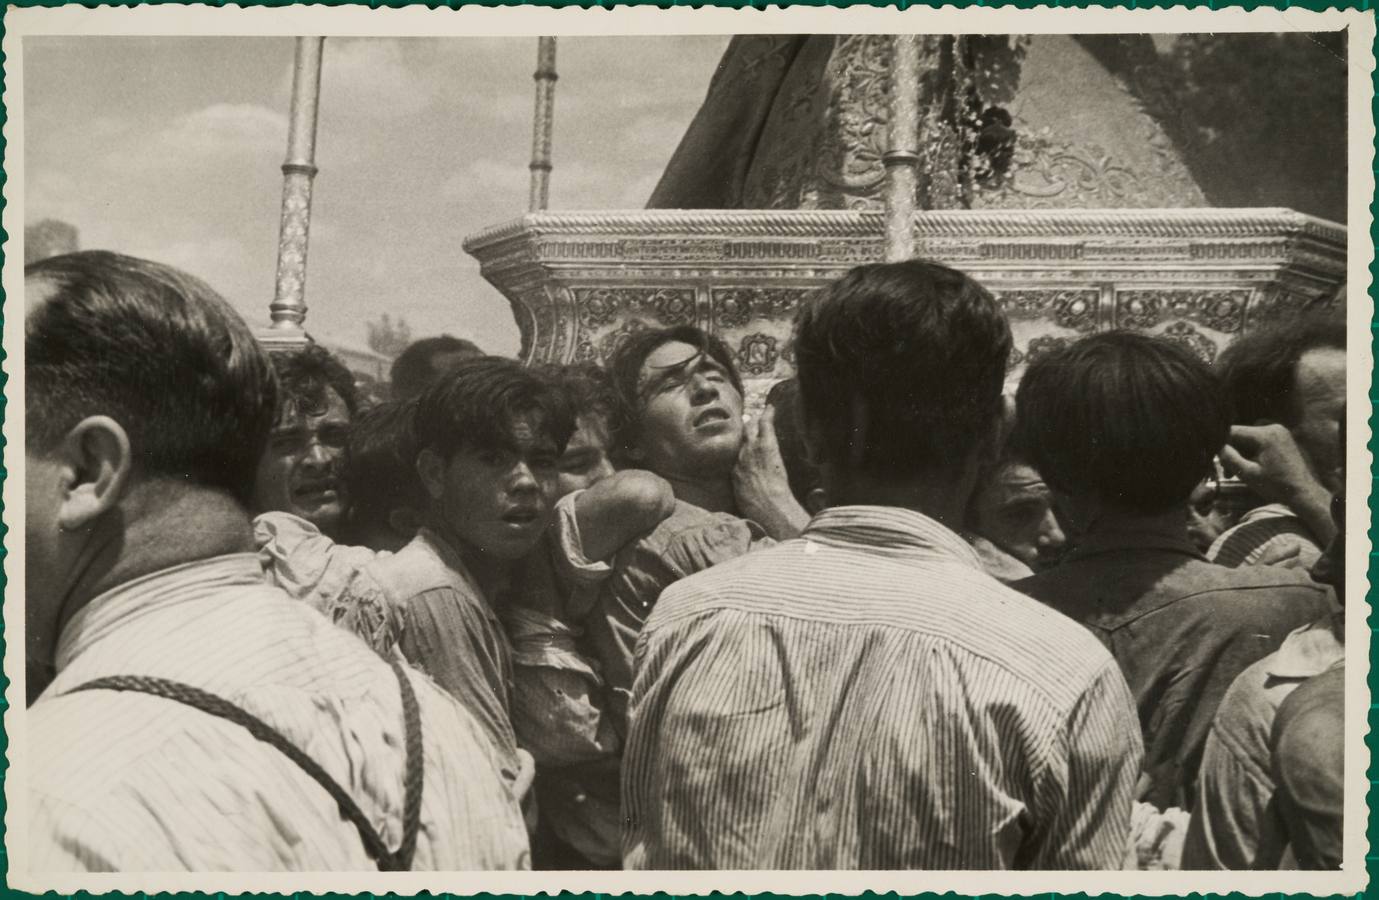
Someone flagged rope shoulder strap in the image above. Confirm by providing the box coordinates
[64,657,423,871]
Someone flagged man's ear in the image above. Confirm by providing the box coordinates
[56,416,132,532]
[416,448,448,501]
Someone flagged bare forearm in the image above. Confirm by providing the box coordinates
[575,470,676,562]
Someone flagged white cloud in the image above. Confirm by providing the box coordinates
[317,39,433,120]
[440,158,528,204]
[25,170,84,223]
[148,103,287,161]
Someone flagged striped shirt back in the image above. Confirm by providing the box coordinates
[624,506,1143,870]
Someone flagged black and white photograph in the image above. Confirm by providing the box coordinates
[4,5,1371,895]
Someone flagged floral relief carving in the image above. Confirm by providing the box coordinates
[737,333,781,376]
[1115,290,1249,333]
[574,287,696,330]
[711,288,813,330]
[993,290,1099,332]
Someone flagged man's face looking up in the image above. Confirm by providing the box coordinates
[253,387,351,536]
[1290,346,1345,493]
[632,340,744,480]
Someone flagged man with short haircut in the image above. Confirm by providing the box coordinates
[1010,333,1333,813]
[252,342,359,539]
[589,326,805,707]
[365,357,573,784]
[624,261,1142,869]
[389,334,484,400]
[24,251,528,871]
[1208,316,1344,569]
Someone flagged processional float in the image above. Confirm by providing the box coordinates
[462,34,1346,407]
[260,35,1346,398]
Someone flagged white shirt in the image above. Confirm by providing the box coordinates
[28,554,530,871]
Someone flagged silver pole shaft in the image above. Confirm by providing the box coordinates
[269,37,325,335]
[529,37,558,212]
[883,34,922,263]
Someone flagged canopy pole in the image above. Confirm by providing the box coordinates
[529,37,558,212]
[883,34,922,263]
[265,36,325,347]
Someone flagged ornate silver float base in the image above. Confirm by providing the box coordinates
[464,209,1346,407]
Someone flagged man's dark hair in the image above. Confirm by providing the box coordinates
[341,399,425,537]
[765,378,823,506]
[538,362,618,422]
[1215,315,1345,427]
[1014,331,1229,514]
[414,356,575,460]
[390,334,484,400]
[26,250,276,506]
[793,260,1011,479]
[606,324,744,465]
[270,343,360,423]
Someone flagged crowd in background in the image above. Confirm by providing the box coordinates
[24,250,1346,872]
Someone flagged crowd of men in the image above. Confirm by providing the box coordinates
[24,250,1346,872]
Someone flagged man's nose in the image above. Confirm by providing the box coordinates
[1038,511,1066,550]
[689,373,719,405]
[508,460,539,493]
[301,439,332,470]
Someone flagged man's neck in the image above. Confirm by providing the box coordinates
[1074,506,1191,545]
[664,473,737,516]
[53,485,256,668]
[823,468,973,535]
[431,525,515,601]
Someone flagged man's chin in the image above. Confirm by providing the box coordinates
[291,502,343,536]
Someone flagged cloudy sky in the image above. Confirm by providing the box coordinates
[23,35,730,355]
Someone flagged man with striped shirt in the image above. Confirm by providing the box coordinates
[623,260,1143,869]
[23,252,529,872]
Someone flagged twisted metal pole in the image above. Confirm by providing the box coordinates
[529,37,558,212]
[883,34,922,262]
[265,37,324,347]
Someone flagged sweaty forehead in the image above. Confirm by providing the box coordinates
[638,341,720,389]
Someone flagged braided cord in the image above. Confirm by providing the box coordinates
[66,657,423,871]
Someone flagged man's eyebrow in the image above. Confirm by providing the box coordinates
[639,354,696,396]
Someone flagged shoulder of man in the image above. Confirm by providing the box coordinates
[645,500,769,568]
[366,533,460,603]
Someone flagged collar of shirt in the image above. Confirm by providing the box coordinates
[55,553,264,674]
[1267,614,1345,680]
[1062,525,1205,563]
[1237,502,1300,526]
[802,505,981,569]
[414,527,504,621]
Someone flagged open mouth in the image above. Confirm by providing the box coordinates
[293,479,338,502]
[501,507,541,526]
[693,408,732,428]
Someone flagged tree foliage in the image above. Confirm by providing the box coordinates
[366,313,412,359]
[1161,32,1347,223]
